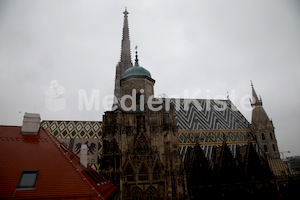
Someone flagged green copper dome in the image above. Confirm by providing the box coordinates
[122,55,151,79]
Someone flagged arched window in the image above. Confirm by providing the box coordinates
[153,163,161,180]
[270,132,273,140]
[146,186,157,200]
[261,133,265,140]
[272,144,276,151]
[136,92,144,111]
[136,134,150,153]
[125,164,134,181]
[264,145,268,152]
[132,187,142,200]
[139,162,149,181]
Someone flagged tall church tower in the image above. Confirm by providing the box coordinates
[114,8,133,100]
[100,9,186,200]
[250,82,280,158]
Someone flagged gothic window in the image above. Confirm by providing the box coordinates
[139,162,149,181]
[261,133,265,140]
[125,164,134,181]
[136,135,149,153]
[270,132,273,140]
[136,92,144,111]
[153,163,161,180]
[272,144,276,152]
[136,92,141,104]
[126,126,133,135]
[264,145,268,152]
[132,187,142,200]
[137,142,145,152]
[146,186,157,200]
[137,116,146,135]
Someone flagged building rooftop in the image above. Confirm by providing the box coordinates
[0,125,116,199]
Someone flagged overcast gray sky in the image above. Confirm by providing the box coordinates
[0,0,300,157]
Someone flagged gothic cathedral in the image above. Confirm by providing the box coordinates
[41,8,298,200]
[100,9,186,200]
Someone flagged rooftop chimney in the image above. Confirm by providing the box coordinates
[21,113,41,135]
[80,144,88,168]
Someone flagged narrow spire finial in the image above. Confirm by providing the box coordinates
[250,80,253,87]
[114,7,132,99]
[135,45,139,63]
[123,7,129,16]
[250,81,263,107]
[119,7,131,65]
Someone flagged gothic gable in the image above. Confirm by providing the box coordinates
[213,141,242,183]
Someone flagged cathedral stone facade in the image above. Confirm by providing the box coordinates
[100,98,186,199]
[100,22,186,197]
[41,9,299,200]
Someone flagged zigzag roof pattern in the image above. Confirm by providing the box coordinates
[170,99,250,130]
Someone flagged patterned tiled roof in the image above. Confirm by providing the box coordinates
[267,156,296,178]
[0,125,116,199]
[41,121,102,139]
[171,99,250,130]
[41,121,103,171]
[169,99,256,160]
[41,99,254,163]
[169,99,253,149]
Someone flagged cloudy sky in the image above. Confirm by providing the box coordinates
[0,0,299,156]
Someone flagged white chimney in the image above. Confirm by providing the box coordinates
[80,144,88,168]
[21,113,41,135]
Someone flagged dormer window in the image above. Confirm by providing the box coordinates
[17,170,38,190]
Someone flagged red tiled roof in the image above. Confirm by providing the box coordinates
[0,125,116,199]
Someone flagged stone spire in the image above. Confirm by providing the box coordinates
[114,8,133,100]
[250,81,262,107]
[120,7,132,65]
[250,82,280,158]
[250,82,269,126]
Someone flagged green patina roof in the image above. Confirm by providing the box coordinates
[122,60,151,79]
